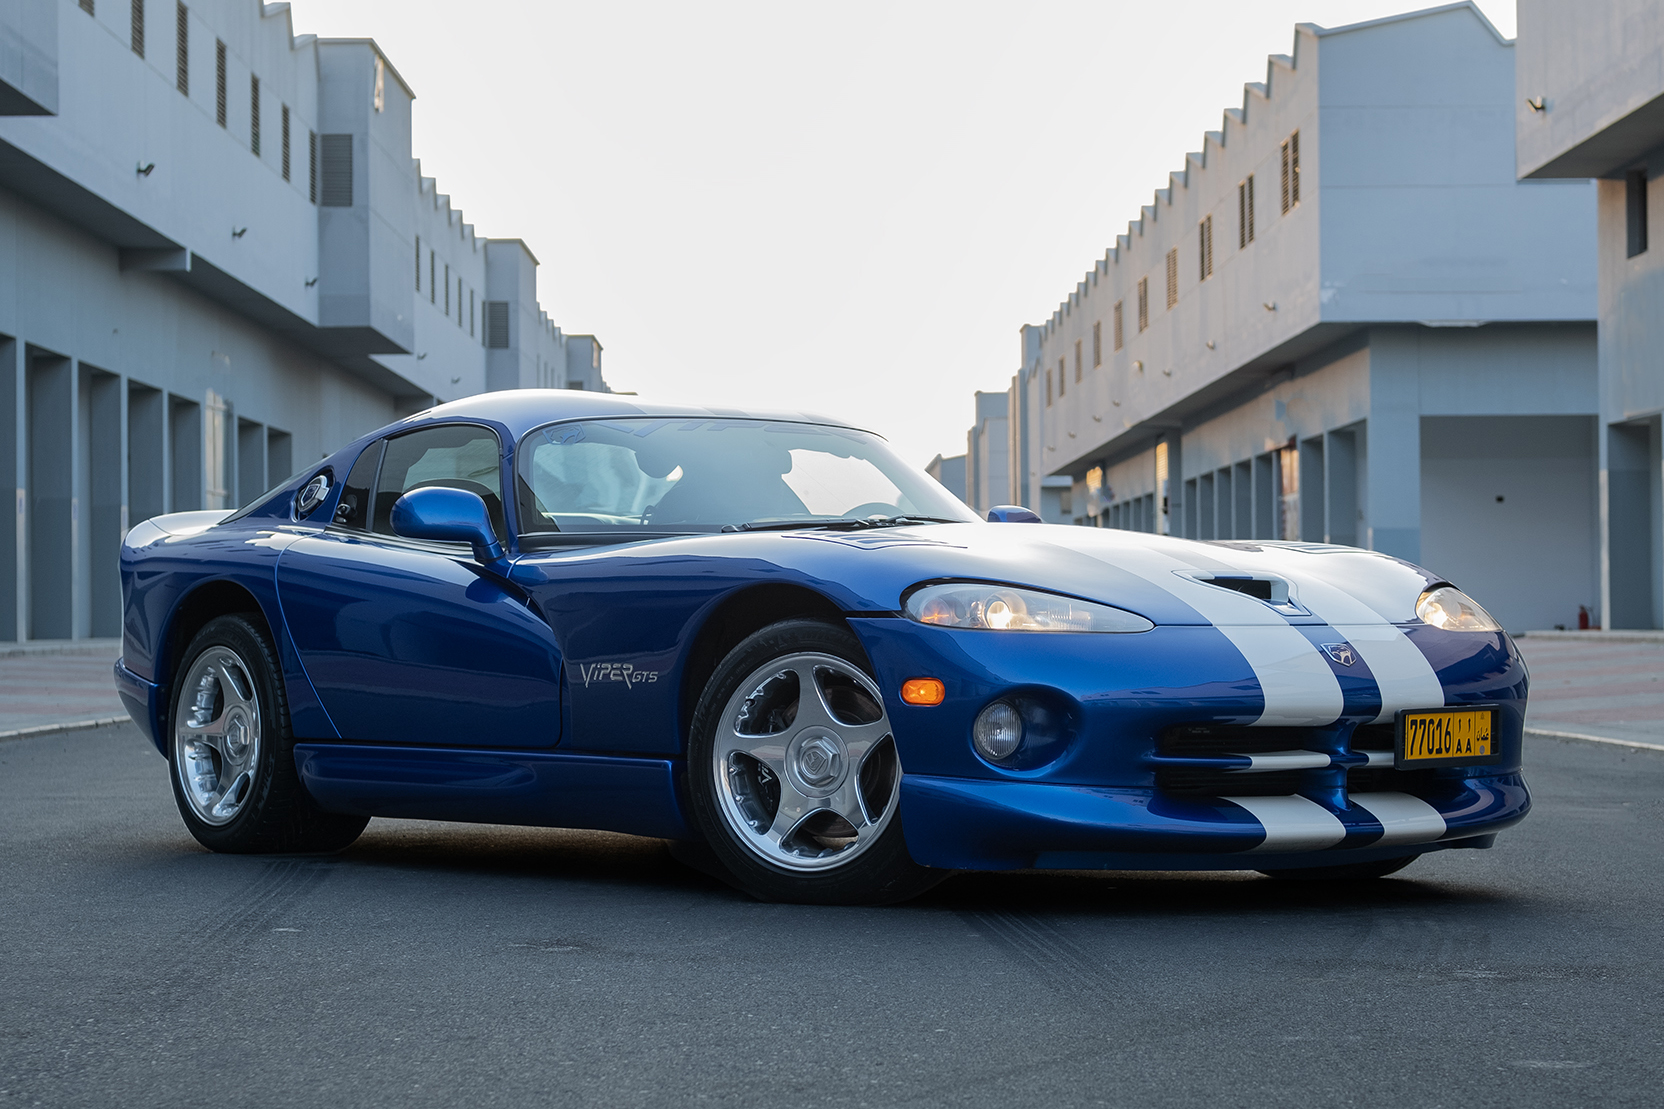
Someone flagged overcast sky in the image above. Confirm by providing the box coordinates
[287,0,1516,468]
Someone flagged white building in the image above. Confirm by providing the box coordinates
[998,3,1598,633]
[0,0,606,643]
[1516,0,1664,629]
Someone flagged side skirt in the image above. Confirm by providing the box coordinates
[293,744,691,840]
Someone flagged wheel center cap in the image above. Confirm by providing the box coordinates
[224,713,251,761]
[794,735,843,788]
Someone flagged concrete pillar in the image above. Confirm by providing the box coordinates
[1366,331,1422,562]
[27,347,73,640]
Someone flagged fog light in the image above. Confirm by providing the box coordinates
[973,701,1023,762]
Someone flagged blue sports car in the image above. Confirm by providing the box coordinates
[115,391,1528,903]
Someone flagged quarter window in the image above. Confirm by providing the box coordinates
[372,425,504,540]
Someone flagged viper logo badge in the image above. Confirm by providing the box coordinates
[1321,643,1356,667]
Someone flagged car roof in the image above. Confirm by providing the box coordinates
[386,390,870,443]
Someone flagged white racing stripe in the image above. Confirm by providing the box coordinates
[1290,577,1446,722]
[1234,750,1334,771]
[1076,543,1345,727]
[1350,792,1447,846]
[1224,795,1348,852]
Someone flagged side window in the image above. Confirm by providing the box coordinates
[333,440,385,530]
[372,424,505,540]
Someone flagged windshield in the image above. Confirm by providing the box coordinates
[515,418,978,536]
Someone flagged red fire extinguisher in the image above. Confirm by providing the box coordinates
[1578,605,1591,630]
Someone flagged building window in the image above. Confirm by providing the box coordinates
[414,237,421,290]
[429,251,436,304]
[250,75,261,157]
[319,134,352,205]
[1092,320,1102,367]
[1627,169,1648,258]
[308,131,317,203]
[175,3,188,95]
[1113,301,1124,350]
[1239,175,1255,246]
[1058,357,1066,396]
[214,39,226,126]
[1137,278,1149,332]
[131,0,144,58]
[1165,249,1179,310]
[1046,367,1053,406]
[280,105,290,181]
[1281,131,1300,214]
[1199,215,1213,281]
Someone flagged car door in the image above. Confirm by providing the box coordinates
[275,423,563,747]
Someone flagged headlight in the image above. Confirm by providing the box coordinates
[1416,585,1502,632]
[905,583,1154,632]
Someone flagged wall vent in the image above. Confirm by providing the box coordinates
[131,0,144,58]
[1092,320,1102,367]
[485,302,510,349]
[1137,278,1149,332]
[175,3,188,95]
[280,105,290,181]
[250,75,261,156]
[1165,249,1179,310]
[319,134,353,206]
[1113,301,1124,350]
[214,39,226,126]
[308,131,317,203]
[80,0,94,14]
[1199,214,1213,281]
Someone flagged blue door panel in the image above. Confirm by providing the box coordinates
[274,533,562,747]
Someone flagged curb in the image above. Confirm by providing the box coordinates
[1525,727,1664,754]
[0,715,130,743]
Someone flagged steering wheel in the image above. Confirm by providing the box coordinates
[843,501,899,520]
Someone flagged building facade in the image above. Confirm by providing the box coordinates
[1516,0,1664,629]
[0,0,605,643]
[996,2,1598,632]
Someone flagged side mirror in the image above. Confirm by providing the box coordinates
[986,504,1043,524]
[390,487,506,564]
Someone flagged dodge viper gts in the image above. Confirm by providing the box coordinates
[115,391,1528,903]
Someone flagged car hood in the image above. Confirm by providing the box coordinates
[773,523,1441,627]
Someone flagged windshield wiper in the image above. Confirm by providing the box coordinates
[725,515,961,533]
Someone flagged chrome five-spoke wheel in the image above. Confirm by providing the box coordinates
[713,651,902,872]
[173,646,263,825]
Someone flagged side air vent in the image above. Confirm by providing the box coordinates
[319,134,353,207]
[484,301,510,349]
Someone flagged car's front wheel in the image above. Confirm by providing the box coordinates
[685,619,943,904]
[169,614,368,854]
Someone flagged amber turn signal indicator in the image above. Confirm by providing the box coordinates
[901,678,945,706]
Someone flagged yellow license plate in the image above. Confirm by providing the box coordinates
[1397,708,1497,767]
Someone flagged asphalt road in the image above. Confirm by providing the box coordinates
[2,725,1661,1108]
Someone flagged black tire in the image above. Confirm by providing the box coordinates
[684,618,944,905]
[168,614,368,854]
[1258,854,1418,881]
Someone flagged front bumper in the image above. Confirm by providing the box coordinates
[114,658,165,754]
[898,771,1529,871]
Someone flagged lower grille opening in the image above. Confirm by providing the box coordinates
[1155,768,1304,798]
[1352,724,1395,752]
[1159,724,1329,757]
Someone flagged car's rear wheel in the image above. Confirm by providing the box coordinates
[1258,854,1418,881]
[685,619,943,904]
[169,615,368,854]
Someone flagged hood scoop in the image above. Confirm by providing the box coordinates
[1179,572,1309,616]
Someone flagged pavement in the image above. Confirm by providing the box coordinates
[1,721,1660,1107]
[3,631,1657,747]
